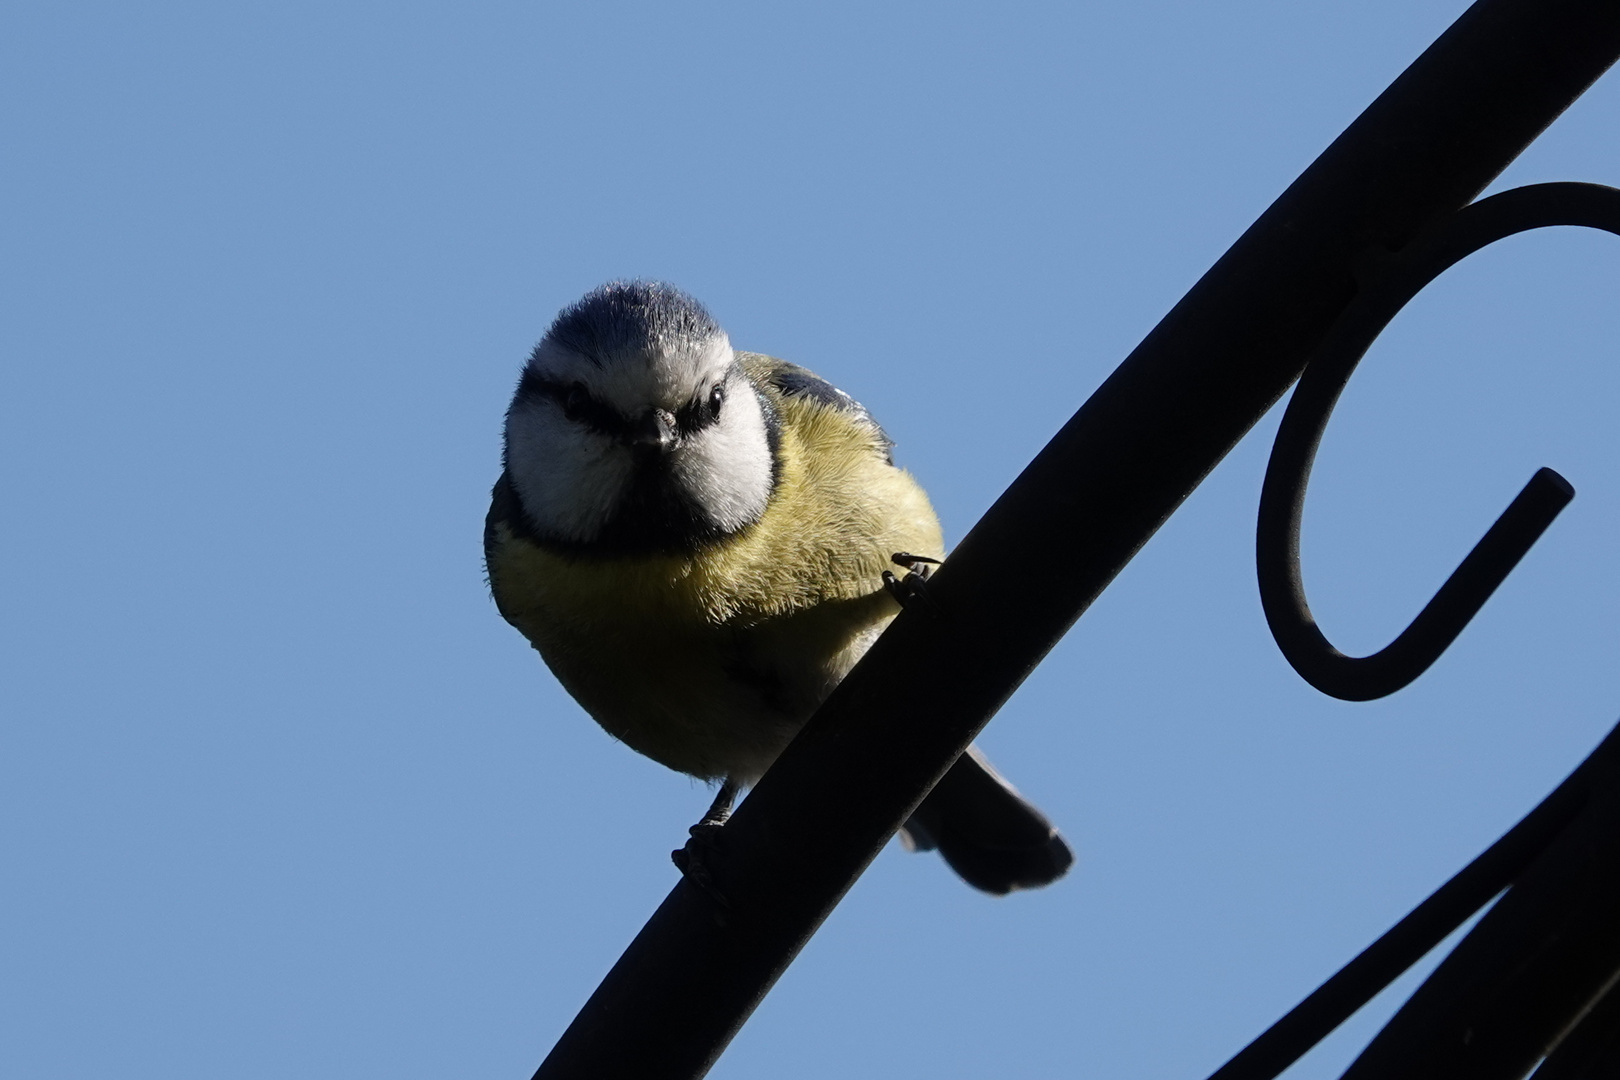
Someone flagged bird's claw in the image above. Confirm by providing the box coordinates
[672,781,738,914]
[884,552,943,619]
[672,821,733,915]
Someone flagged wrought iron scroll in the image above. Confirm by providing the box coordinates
[531,3,1620,1078]
[1219,191,1620,1076]
[1258,181,1620,702]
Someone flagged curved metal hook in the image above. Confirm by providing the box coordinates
[1259,182,1620,701]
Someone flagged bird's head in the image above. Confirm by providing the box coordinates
[503,281,777,552]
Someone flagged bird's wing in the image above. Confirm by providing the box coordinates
[740,354,894,463]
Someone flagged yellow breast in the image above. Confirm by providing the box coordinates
[486,357,943,782]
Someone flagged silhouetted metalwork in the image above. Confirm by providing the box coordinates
[1532,977,1620,1078]
[1212,179,1620,1076]
[530,1,1620,1077]
[1258,181,1620,702]
[1205,720,1620,1080]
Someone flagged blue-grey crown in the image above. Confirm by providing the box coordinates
[539,281,722,367]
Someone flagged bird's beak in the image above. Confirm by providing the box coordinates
[626,408,679,451]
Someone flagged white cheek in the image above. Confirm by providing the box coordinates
[671,390,773,532]
[506,401,635,543]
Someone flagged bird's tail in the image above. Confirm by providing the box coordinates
[900,745,1073,895]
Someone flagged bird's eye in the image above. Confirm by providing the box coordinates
[708,383,725,421]
[562,383,589,420]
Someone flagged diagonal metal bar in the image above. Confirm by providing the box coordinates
[1530,973,1620,1078]
[1338,732,1620,1079]
[1203,719,1619,1080]
[532,2,1620,1077]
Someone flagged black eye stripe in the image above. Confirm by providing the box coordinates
[673,383,727,435]
[519,371,731,440]
[521,374,632,437]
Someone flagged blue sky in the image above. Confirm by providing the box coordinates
[3,2,1618,1077]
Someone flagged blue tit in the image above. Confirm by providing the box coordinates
[485,281,1072,894]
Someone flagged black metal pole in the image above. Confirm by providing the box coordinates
[1530,972,1620,1078]
[1338,737,1620,1079]
[1200,719,1604,1080]
[533,2,1620,1076]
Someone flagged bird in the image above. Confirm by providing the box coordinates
[484,281,1072,894]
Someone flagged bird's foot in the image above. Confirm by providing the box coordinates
[884,552,943,618]
[672,781,738,914]
[672,822,733,915]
